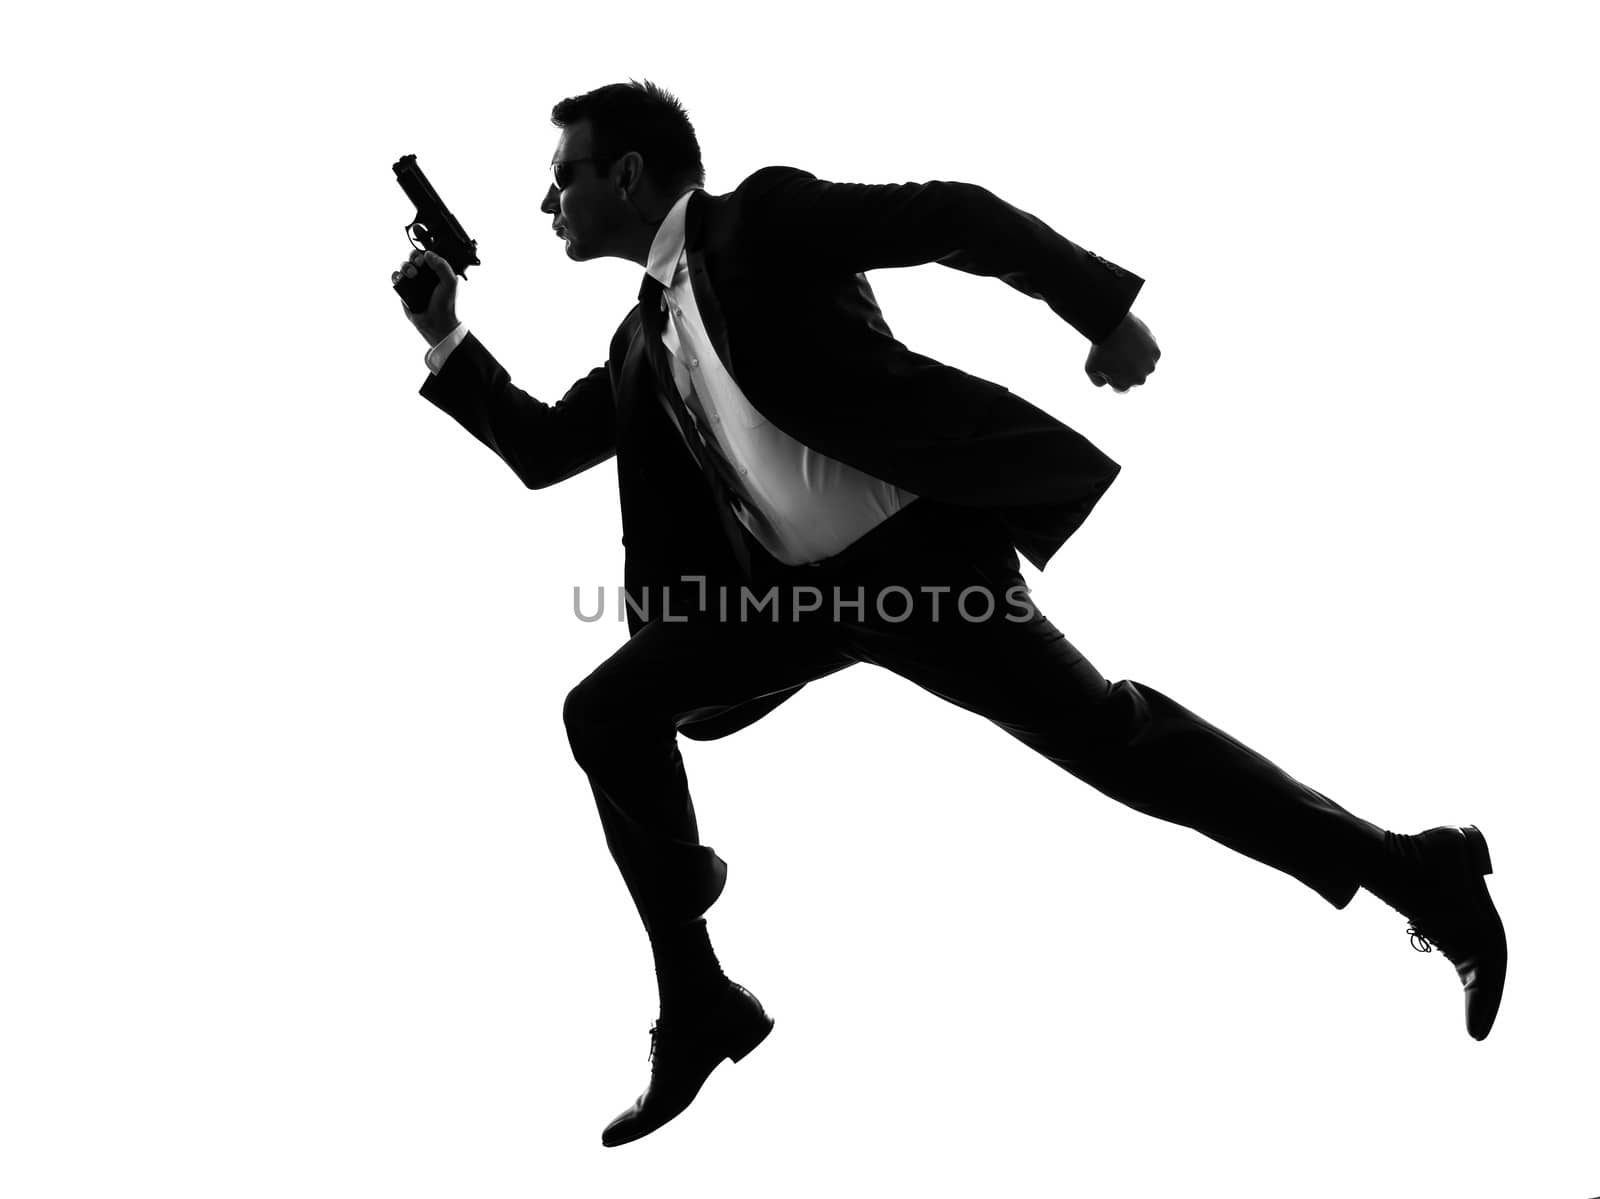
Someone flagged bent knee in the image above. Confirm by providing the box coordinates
[562,679,611,767]
[563,676,662,767]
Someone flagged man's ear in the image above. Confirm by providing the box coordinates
[620,151,645,196]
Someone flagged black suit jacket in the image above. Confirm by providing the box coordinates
[420,166,1143,734]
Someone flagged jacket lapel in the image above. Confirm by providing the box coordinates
[683,191,739,383]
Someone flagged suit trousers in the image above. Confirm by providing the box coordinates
[562,499,1380,935]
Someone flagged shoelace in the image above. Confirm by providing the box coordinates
[1406,923,1434,953]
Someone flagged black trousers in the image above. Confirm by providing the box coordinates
[563,499,1381,935]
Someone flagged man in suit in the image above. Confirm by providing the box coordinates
[392,80,1507,1147]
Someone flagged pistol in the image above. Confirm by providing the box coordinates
[392,153,481,313]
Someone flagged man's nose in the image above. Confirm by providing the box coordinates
[539,185,559,215]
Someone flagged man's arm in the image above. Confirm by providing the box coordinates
[744,168,1143,342]
[396,251,618,488]
[421,338,618,489]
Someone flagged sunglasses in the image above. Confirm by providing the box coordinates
[551,156,614,190]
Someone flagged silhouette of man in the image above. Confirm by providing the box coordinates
[392,80,1507,1147]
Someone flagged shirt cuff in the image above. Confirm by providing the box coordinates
[424,323,469,375]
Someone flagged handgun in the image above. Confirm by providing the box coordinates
[392,154,481,313]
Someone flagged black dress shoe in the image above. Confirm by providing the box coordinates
[1367,825,1507,1040]
[600,981,774,1147]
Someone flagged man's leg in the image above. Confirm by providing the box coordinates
[564,610,853,933]
[830,512,1504,1036]
[562,610,854,1145]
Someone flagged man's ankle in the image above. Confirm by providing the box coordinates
[652,918,729,1022]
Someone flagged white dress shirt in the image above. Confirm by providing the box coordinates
[427,187,917,565]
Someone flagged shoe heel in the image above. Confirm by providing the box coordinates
[1461,825,1493,875]
[725,1006,775,1064]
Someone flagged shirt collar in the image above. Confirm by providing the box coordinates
[644,187,701,287]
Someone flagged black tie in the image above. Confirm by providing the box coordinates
[637,271,765,579]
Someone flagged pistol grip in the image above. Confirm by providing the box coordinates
[394,268,439,314]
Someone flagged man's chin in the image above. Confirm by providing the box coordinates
[557,233,604,262]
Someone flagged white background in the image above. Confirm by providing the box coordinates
[5,2,1598,1196]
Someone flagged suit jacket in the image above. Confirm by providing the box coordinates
[420,166,1144,735]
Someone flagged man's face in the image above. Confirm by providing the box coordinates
[540,120,625,261]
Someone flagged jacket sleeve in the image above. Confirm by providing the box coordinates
[743,166,1144,343]
[418,331,616,488]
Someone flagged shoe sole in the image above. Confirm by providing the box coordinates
[1455,825,1505,1041]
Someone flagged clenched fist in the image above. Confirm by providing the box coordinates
[392,249,460,345]
[1085,310,1160,392]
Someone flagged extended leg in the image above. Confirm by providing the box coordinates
[842,533,1382,906]
[842,522,1504,1036]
